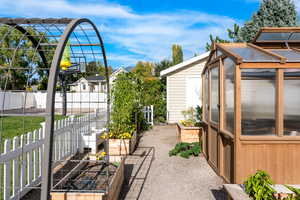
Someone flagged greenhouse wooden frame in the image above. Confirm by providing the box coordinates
[202,27,300,184]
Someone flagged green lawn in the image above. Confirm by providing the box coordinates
[0,115,66,141]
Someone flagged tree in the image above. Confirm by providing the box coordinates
[132,61,154,78]
[232,0,298,42]
[206,0,298,49]
[172,44,183,65]
[154,59,173,77]
[205,34,230,51]
[0,26,53,90]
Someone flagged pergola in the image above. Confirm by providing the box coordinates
[0,18,110,200]
[202,27,300,184]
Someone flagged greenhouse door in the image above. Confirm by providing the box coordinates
[208,65,220,172]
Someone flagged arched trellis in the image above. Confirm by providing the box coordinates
[0,18,110,200]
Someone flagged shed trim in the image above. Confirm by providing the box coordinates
[160,51,209,77]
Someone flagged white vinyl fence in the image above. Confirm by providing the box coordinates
[0,91,107,111]
[0,112,100,200]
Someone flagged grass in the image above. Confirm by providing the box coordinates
[0,115,66,141]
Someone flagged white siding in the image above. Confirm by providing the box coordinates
[167,61,206,123]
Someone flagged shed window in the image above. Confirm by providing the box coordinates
[211,67,219,123]
[241,69,276,135]
[284,69,300,136]
[224,58,234,133]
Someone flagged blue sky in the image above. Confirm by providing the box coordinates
[1,0,299,68]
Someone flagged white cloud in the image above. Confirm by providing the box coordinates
[0,0,239,66]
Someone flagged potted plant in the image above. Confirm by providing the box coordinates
[177,106,203,143]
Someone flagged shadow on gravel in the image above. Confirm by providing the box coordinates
[120,146,155,200]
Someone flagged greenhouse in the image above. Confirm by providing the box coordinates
[202,27,300,184]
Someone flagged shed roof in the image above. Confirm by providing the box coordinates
[160,51,209,77]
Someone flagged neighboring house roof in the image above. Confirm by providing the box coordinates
[86,75,105,82]
[111,67,128,77]
[160,51,210,77]
[69,75,105,86]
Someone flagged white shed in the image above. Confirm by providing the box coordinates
[160,52,209,123]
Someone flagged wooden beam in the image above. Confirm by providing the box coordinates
[240,63,300,69]
[247,43,286,63]
[234,64,241,183]
[276,69,284,137]
[216,43,243,64]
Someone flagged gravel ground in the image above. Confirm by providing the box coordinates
[121,125,226,200]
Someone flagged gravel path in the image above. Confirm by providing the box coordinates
[120,125,226,200]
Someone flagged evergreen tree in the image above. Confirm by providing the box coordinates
[172,44,183,65]
[237,0,298,42]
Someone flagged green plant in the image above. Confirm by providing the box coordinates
[195,105,203,121]
[109,72,142,136]
[169,142,201,159]
[244,170,275,200]
[180,107,203,127]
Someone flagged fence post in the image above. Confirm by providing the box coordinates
[151,105,154,126]
[20,134,26,191]
[33,130,39,181]
[4,139,11,200]
[12,136,20,198]
[27,132,33,185]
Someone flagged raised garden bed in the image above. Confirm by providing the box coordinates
[109,131,138,156]
[50,156,124,200]
[176,122,202,143]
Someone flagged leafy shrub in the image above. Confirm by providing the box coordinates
[169,142,201,159]
[244,170,275,200]
[109,72,143,138]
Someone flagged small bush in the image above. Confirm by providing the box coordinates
[169,142,201,159]
[244,170,275,200]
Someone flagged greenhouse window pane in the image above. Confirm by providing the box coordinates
[288,32,300,41]
[256,32,290,41]
[227,46,278,62]
[241,69,276,135]
[284,69,300,136]
[211,67,219,123]
[224,58,235,133]
[270,49,300,62]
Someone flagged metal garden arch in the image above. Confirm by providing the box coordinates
[0,18,110,200]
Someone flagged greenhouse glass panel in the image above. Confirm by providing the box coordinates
[211,67,219,123]
[289,32,300,41]
[227,46,278,62]
[224,58,235,133]
[256,32,290,41]
[284,69,300,136]
[270,49,300,62]
[241,69,276,135]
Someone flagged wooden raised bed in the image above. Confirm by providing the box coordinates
[109,131,137,156]
[51,156,125,200]
[176,123,202,143]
